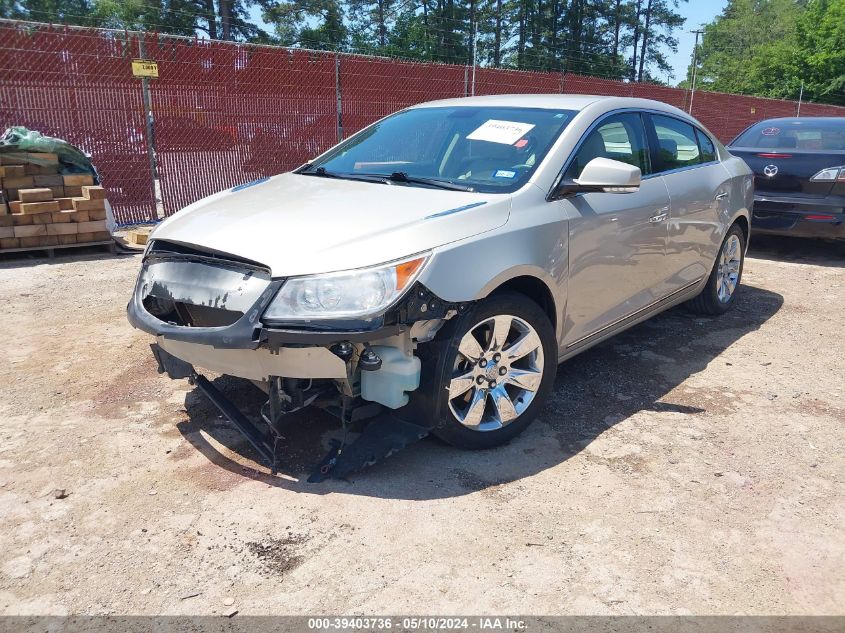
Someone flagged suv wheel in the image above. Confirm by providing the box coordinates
[412,292,557,449]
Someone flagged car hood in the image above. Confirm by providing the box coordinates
[150,173,510,277]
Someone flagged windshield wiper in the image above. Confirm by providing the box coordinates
[300,166,473,191]
[299,165,388,184]
[386,172,474,192]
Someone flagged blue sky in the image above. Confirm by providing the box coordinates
[666,0,728,84]
[249,0,728,86]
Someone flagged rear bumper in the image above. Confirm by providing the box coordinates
[752,195,845,239]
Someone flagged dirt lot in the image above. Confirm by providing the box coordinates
[0,236,842,616]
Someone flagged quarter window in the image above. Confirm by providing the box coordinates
[651,114,701,172]
[566,112,650,179]
[696,129,717,162]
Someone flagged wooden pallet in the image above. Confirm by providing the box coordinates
[0,239,116,258]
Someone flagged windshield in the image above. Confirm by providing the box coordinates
[732,119,845,151]
[305,106,577,193]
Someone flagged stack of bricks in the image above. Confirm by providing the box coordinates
[0,152,111,251]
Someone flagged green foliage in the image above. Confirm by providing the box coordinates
[1,0,689,81]
[693,0,845,105]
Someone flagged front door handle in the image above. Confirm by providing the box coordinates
[649,207,669,223]
[715,192,729,201]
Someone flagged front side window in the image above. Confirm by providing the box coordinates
[566,112,650,180]
[308,106,577,193]
[651,114,701,172]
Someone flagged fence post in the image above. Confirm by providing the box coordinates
[335,54,343,142]
[137,35,160,220]
[463,66,469,97]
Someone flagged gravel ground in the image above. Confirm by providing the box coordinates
[0,235,842,616]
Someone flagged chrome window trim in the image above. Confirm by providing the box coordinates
[547,107,721,198]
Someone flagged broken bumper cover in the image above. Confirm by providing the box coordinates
[127,253,458,382]
[125,251,404,381]
[150,342,430,480]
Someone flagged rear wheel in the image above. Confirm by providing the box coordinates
[413,293,557,449]
[687,224,746,315]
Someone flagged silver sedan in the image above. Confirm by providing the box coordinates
[129,94,753,463]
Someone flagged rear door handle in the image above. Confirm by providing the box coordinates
[715,192,729,201]
[649,207,669,223]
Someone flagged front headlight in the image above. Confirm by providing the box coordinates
[262,254,429,322]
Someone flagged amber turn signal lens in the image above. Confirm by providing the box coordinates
[395,257,426,290]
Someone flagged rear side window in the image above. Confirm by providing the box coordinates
[651,114,701,172]
[566,112,651,179]
[696,129,717,162]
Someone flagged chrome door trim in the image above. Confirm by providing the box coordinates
[564,277,703,350]
[547,107,721,198]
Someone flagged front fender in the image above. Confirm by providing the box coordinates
[418,207,569,344]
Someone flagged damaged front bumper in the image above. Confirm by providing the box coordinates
[127,242,466,478]
[127,243,462,386]
[150,343,429,480]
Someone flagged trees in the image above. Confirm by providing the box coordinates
[7,0,269,40]
[691,0,845,105]
[795,0,845,102]
[3,0,690,82]
[263,0,347,48]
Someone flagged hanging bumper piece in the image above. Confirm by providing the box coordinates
[150,343,430,481]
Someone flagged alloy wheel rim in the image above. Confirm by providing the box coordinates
[447,314,544,432]
[716,234,742,304]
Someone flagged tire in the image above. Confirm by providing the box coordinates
[686,223,746,315]
[410,292,557,450]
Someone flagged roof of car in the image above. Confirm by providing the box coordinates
[409,94,682,113]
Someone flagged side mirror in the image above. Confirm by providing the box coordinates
[552,157,642,198]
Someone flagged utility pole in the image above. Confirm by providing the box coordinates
[688,29,703,115]
[797,79,804,117]
[471,21,478,96]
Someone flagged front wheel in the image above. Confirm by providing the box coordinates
[413,292,557,450]
[687,224,746,315]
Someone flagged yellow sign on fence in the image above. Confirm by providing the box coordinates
[131,59,158,79]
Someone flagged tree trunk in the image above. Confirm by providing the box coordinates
[630,0,642,79]
[550,0,560,69]
[533,0,543,68]
[468,0,475,65]
[611,0,621,59]
[494,0,502,66]
[437,0,445,56]
[422,0,430,57]
[204,0,217,39]
[570,0,583,72]
[377,0,386,48]
[637,0,653,82]
[517,0,526,68]
[219,0,231,40]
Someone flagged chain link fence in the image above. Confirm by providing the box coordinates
[2,19,844,225]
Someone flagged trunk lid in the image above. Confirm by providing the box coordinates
[729,148,845,198]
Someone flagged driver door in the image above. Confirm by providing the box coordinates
[556,112,673,348]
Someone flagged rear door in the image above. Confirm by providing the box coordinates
[561,111,672,347]
[646,113,728,286]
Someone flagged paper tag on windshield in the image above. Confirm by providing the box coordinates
[467,120,536,145]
